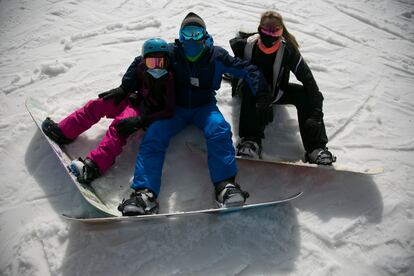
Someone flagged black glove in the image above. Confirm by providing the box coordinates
[98,86,128,106]
[115,116,148,137]
[256,91,274,126]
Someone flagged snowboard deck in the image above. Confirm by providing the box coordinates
[62,191,302,223]
[25,97,119,216]
[27,97,303,222]
[186,142,383,175]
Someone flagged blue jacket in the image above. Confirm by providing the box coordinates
[121,40,269,108]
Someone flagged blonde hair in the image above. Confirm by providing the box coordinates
[260,11,299,50]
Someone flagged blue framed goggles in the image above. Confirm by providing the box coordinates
[180,25,205,41]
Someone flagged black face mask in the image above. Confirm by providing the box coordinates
[258,27,279,48]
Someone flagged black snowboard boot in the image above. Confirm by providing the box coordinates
[68,158,100,184]
[306,148,336,165]
[236,138,262,159]
[41,117,73,145]
[215,179,249,207]
[118,189,159,216]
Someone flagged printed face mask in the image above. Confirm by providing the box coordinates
[146,68,168,79]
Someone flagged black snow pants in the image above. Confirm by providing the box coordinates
[238,82,328,153]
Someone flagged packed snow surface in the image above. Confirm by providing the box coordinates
[1,0,413,275]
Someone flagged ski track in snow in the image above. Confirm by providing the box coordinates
[1,0,414,275]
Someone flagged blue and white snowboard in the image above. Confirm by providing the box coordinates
[61,191,302,223]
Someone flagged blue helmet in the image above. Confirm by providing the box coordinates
[142,38,168,57]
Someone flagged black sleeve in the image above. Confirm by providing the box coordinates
[216,47,269,96]
[289,46,323,110]
[229,37,247,59]
[121,56,143,92]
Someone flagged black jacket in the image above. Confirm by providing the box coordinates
[229,35,323,110]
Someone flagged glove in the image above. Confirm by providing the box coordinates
[98,86,128,106]
[256,91,274,126]
[115,116,148,137]
[128,92,143,107]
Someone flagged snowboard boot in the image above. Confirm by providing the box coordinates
[215,180,249,207]
[118,189,159,216]
[305,148,336,165]
[236,138,262,159]
[68,157,100,184]
[41,117,73,145]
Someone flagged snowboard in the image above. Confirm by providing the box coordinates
[26,97,303,222]
[186,142,383,175]
[25,97,119,216]
[62,191,302,223]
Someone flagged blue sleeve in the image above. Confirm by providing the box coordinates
[121,56,143,92]
[215,47,268,96]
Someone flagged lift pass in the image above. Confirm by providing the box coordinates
[190,77,200,87]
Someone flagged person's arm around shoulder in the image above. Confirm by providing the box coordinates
[121,56,144,92]
[98,56,143,105]
[216,46,274,125]
[216,46,268,96]
[229,37,247,59]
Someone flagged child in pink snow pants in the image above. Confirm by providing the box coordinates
[41,38,175,185]
[59,98,140,174]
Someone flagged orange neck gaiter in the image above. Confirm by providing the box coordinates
[257,38,281,54]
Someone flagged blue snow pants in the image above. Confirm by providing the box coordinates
[131,104,238,196]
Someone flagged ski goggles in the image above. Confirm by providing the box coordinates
[260,26,283,37]
[180,25,205,41]
[144,56,167,69]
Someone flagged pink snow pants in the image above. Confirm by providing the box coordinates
[58,98,140,174]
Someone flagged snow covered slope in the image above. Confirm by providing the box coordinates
[0,0,413,275]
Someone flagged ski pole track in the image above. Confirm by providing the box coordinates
[382,62,414,77]
[382,98,414,119]
[317,0,414,65]
[394,0,414,7]
[219,0,279,14]
[329,93,373,142]
[112,0,133,12]
[332,2,413,42]
[62,17,162,51]
[297,27,348,48]
[214,0,261,24]
[318,24,362,45]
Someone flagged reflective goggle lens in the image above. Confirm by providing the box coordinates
[145,57,166,69]
[260,26,283,37]
[180,25,205,41]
